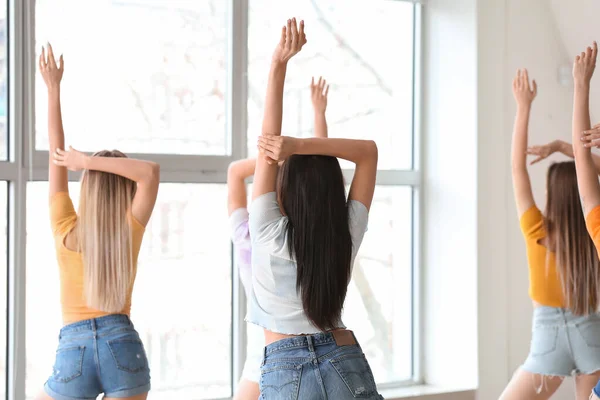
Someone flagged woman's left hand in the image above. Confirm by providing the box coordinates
[52,146,89,171]
[258,135,299,162]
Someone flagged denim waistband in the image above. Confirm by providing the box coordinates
[264,331,356,356]
[60,314,132,335]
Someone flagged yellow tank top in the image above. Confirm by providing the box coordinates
[50,192,145,325]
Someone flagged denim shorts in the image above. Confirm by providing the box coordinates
[44,314,151,400]
[259,331,384,400]
[522,306,600,376]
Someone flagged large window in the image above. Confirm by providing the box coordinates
[0,0,421,398]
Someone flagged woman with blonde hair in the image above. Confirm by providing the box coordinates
[37,44,159,400]
[499,67,600,400]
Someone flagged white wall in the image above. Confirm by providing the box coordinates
[478,0,591,398]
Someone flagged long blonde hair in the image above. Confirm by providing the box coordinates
[545,161,600,315]
[77,150,136,312]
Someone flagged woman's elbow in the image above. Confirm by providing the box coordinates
[147,162,160,183]
[364,140,378,161]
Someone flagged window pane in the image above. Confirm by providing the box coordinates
[247,0,414,170]
[26,182,232,399]
[343,186,413,384]
[0,2,7,161]
[0,182,6,399]
[35,1,229,155]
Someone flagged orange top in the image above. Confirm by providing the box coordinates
[520,206,564,307]
[586,205,600,257]
[50,192,145,325]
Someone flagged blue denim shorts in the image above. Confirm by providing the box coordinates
[44,314,151,400]
[259,331,384,400]
[522,306,600,376]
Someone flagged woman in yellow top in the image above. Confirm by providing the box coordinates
[569,40,600,400]
[500,68,600,400]
[36,44,159,400]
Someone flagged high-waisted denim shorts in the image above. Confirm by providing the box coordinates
[522,306,600,376]
[44,314,151,400]
[259,330,384,400]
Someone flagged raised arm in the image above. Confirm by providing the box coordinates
[511,69,538,217]
[528,139,600,174]
[39,44,67,198]
[227,158,256,215]
[53,148,160,226]
[572,41,600,215]
[311,76,329,138]
[252,18,306,200]
[258,137,378,210]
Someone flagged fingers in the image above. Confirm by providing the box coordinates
[299,19,306,44]
[531,79,537,96]
[58,54,64,71]
[47,43,57,68]
[291,18,299,49]
[285,19,292,50]
[523,69,530,90]
[311,76,315,90]
[323,83,329,97]
[593,41,598,63]
[530,156,543,165]
[280,25,286,48]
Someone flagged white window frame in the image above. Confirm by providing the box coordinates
[1,0,423,398]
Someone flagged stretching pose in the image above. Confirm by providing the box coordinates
[227,77,330,400]
[500,68,600,400]
[570,41,600,400]
[37,44,159,400]
[249,19,382,399]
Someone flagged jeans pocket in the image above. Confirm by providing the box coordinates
[330,352,379,398]
[106,338,149,373]
[51,346,85,383]
[259,362,301,400]
[576,320,600,348]
[530,326,558,356]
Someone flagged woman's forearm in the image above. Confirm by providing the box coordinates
[261,62,287,137]
[511,106,530,172]
[84,156,159,184]
[314,112,328,138]
[295,138,377,164]
[48,89,65,152]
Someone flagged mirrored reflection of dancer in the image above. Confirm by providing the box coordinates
[570,41,600,400]
[36,44,160,400]
[250,18,383,399]
[228,77,330,400]
[500,67,600,400]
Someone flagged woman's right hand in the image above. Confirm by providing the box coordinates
[258,135,299,162]
[271,18,306,65]
[512,69,537,108]
[39,43,64,90]
[527,141,560,164]
[572,41,597,86]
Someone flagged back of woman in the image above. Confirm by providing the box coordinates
[248,19,382,400]
[38,44,159,400]
[500,68,600,400]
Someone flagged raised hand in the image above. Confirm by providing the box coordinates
[512,69,537,108]
[311,76,329,114]
[39,43,64,90]
[272,18,306,65]
[573,41,597,86]
[582,123,600,148]
[527,141,560,165]
[52,146,88,171]
[258,135,299,162]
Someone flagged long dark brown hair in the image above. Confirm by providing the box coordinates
[545,161,600,315]
[277,154,352,331]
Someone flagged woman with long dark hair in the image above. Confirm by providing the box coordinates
[227,77,330,400]
[249,18,382,399]
[36,44,159,400]
[499,67,600,400]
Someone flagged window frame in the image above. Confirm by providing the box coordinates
[1,0,423,398]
